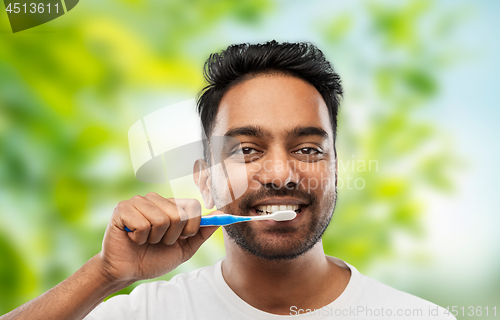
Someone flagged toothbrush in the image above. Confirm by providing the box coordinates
[124,210,297,231]
[199,210,297,226]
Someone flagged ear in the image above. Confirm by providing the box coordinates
[335,151,338,188]
[193,159,215,209]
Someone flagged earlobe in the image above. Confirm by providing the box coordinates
[193,159,215,209]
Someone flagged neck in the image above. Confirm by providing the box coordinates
[221,231,350,315]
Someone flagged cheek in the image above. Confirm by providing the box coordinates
[212,161,250,206]
[225,161,250,199]
[210,165,232,206]
[228,161,264,192]
[246,162,264,190]
[298,162,336,193]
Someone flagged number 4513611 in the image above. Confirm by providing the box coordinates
[6,3,59,14]
[445,306,497,317]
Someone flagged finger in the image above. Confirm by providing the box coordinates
[161,198,204,244]
[161,207,187,245]
[145,194,189,245]
[174,199,202,238]
[132,195,171,244]
[115,201,151,245]
[168,198,203,221]
[181,216,200,238]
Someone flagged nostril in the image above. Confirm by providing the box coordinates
[285,182,297,189]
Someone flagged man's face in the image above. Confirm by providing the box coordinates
[208,74,337,261]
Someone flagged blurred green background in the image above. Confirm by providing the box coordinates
[1,0,499,318]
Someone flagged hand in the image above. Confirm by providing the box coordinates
[97,192,220,283]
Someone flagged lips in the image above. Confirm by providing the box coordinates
[251,198,308,207]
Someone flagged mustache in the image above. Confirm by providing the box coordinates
[238,186,317,212]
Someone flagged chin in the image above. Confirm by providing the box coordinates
[241,242,313,261]
[226,225,322,261]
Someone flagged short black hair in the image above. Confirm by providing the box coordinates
[197,40,343,152]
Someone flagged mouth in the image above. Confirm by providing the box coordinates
[253,204,303,215]
[247,198,309,222]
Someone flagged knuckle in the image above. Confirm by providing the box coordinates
[187,199,201,210]
[169,214,181,225]
[115,201,129,212]
[137,220,151,231]
[146,192,160,198]
[183,200,201,219]
[152,215,169,227]
[142,203,157,215]
[131,195,143,202]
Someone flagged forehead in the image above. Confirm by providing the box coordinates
[212,74,333,138]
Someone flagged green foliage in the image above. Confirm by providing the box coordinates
[321,0,459,270]
[0,0,271,313]
[0,234,37,313]
[0,0,462,314]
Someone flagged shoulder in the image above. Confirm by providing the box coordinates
[356,270,456,319]
[328,257,456,320]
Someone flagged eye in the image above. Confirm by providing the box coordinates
[294,147,322,155]
[235,147,259,155]
[292,146,325,162]
[230,146,263,163]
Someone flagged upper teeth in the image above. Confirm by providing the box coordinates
[255,205,300,215]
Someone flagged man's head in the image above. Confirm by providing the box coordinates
[194,41,343,261]
[198,40,342,148]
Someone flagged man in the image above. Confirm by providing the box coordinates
[1,41,455,319]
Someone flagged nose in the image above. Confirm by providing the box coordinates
[257,147,300,190]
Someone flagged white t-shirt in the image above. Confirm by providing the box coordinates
[85,256,455,319]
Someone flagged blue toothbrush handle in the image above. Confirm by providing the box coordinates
[200,214,251,226]
[124,215,251,231]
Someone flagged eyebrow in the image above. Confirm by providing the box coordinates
[223,125,329,141]
[288,126,329,140]
[224,126,270,139]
